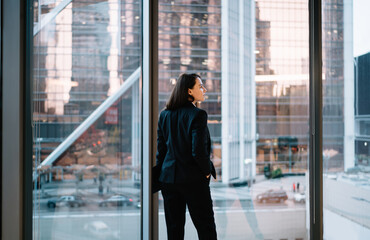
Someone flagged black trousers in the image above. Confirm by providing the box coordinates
[161,180,217,240]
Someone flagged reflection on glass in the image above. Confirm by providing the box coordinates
[32,0,142,239]
[323,0,370,239]
[158,0,309,239]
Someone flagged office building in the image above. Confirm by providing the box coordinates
[354,52,370,167]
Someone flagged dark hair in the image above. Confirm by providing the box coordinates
[166,73,201,110]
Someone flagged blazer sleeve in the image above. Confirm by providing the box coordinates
[191,110,211,176]
[156,113,167,167]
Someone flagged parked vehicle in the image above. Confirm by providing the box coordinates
[257,189,288,203]
[83,221,119,239]
[47,195,86,208]
[294,192,306,203]
[99,195,133,207]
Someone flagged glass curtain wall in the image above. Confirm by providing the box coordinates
[323,0,370,239]
[157,0,309,239]
[32,0,143,239]
[256,1,310,175]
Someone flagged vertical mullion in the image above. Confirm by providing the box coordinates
[142,0,158,239]
[309,0,323,239]
[24,0,34,239]
[151,1,159,238]
[0,0,2,233]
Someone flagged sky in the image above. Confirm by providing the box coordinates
[353,0,370,57]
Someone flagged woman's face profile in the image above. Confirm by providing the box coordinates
[188,77,207,103]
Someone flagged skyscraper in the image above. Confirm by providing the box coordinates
[255,0,310,174]
[158,0,256,183]
[33,0,142,180]
[354,52,370,167]
[322,0,354,171]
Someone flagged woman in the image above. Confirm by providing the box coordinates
[156,73,217,240]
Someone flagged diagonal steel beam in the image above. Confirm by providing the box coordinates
[35,67,140,174]
[33,0,72,36]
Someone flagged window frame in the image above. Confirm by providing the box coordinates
[309,0,323,239]
[1,0,324,239]
[2,0,33,239]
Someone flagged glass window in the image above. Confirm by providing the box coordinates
[32,0,142,239]
[323,0,370,239]
[157,1,309,239]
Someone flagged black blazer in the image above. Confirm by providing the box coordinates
[156,102,216,184]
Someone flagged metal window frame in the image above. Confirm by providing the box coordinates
[1,0,33,239]
[0,0,2,235]
[309,0,323,240]
[142,0,159,239]
[24,0,34,239]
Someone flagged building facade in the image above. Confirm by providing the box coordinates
[33,0,351,182]
[354,52,370,167]
[255,0,310,174]
[157,0,256,183]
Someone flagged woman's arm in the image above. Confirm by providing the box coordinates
[191,110,211,176]
[156,114,167,166]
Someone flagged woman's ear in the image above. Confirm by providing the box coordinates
[188,89,192,96]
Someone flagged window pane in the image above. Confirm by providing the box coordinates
[322,0,370,239]
[157,1,309,239]
[32,1,142,239]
